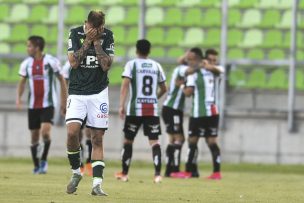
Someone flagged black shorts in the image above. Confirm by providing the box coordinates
[188,115,219,137]
[162,106,184,135]
[123,116,161,140]
[28,107,54,130]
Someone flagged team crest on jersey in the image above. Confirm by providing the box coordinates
[80,38,84,44]
[100,103,108,114]
[199,128,206,136]
[149,124,160,133]
[142,63,152,68]
[128,124,137,132]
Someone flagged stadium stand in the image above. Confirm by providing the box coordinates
[0,0,302,90]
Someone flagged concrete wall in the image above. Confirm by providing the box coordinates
[1,84,304,164]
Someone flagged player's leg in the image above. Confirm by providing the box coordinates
[39,106,55,173]
[144,116,162,182]
[78,128,85,174]
[65,95,86,194]
[28,108,41,174]
[115,116,140,181]
[84,126,92,176]
[205,115,221,180]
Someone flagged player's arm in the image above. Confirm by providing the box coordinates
[182,85,194,97]
[55,73,68,115]
[201,59,224,75]
[119,77,130,119]
[16,76,26,109]
[157,82,167,99]
[93,29,114,72]
[68,29,97,68]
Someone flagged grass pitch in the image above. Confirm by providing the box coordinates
[0,158,304,203]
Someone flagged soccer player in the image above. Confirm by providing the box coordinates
[16,35,67,174]
[62,61,92,176]
[115,39,167,183]
[174,48,223,179]
[65,10,114,196]
[162,54,196,177]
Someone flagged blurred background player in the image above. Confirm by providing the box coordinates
[16,36,67,174]
[172,48,224,179]
[65,10,114,196]
[161,52,196,177]
[115,39,167,183]
[62,61,92,176]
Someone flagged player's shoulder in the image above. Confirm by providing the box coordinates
[69,26,85,37]
[44,54,59,62]
[20,57,33,66]
[103,27,114,38]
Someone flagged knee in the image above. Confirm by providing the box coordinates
[206,137,218,146]
[67,128,79,139]
[92,135,103,147]
[124,139,133,145]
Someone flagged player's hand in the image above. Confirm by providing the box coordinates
[86,28,98,41]
[119,106,126,120]
[94,26,104,42]
[16,98,22,110]
[175,78,185,87]
[201,59,212,69]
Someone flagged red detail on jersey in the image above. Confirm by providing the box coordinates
[32,59,44,108]
[142,103,154,116]
[211,104,218,116]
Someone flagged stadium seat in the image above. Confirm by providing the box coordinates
[228,9,241,27]
[177,0,200,7]
[201,8,221,27]
[121,7,139,25]
[260,30,283,49]
[297,50,304,61]
[150,47,165,58]
[228,48,245,59]
[77,0,100,6]
[114,45,126,57]
[228,69,246,87]
[300,0,304,9]
[106,6,125,25]
[247,49,264,60]
[245,69,267,89]
[48,26,58,43]
[236,0,259,9]
[200,0,220,8]
[258,10,280,29]
[108,65,123,85]
[99,0,123,6]
[12,43,26,54]
[282,31,302,49]
[158,0,177,7]
[276,11,292,29]
[0,43,10,54]
[31,25,48,39]
[161,8,182,26]
[239,29,263,48]
[26,5,48,23]
[65,6,86,25]
[257,0,280,8]
[5,4,29,22]
[120,0,138,6]
[64,0,84,4]
[146,28,164,45]
[296,69,304,90]
[180,28,204,47]
[182,8,202,26]
[167,48,185,58]
[127,47,137,58]
[227,29,243,47]
[163,28,184,46]
[237,9,261,28]
[6,25,29,42]
[268,49,286,60]
[204,29,220,47]
[227,0,240,7]
[0,63,10,82]
[0,23,10,41]
[41,0,58,5]
[125,27,138,45]
[276,0,292,9]
[267,69,288,89]
[42,5,58,24]
[111,26,125,44]
[146,0,162,6]
[146,7,164,26]
[7,64,20,82]
[0,4,9,21]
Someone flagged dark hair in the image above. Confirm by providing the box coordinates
[87,10,105,28]
[189,47,203,59]
[205,49,218,57]
[28,35,45,51]
[136,39,151,56]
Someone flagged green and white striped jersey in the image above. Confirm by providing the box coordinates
[163,65,188,111]
[186,69,219,118]
[122,58,166,117]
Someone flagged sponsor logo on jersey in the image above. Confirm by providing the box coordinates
[142,63,152,68]
[149,124,160,133]
[127,124,137,132]
[77,32,85,35]
[106,43,114,52]
[137,98,157,104]
[68,39,72,49]
[100,103,108,114]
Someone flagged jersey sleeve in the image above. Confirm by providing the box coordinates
[61,61,71,79]
[122,61,133,79]
[178,65,187,78]
[186,74,196,87]
[157,63,166,83]
[103,31,115,57]
[19,59,28,77]
[49,57,61,74]
[67,29,79,54]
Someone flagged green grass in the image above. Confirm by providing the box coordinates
[0,158,304,203]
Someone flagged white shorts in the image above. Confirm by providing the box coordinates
[65,87,109,129]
